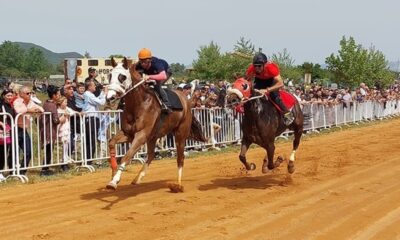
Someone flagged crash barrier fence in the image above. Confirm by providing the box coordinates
[0,100,399,183]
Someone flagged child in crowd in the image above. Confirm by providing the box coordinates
[57,96,76,164]
[98,106,117,158]
[74,82,86,110]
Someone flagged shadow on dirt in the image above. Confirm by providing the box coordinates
[80,180,169,210]
[198,174,289,191]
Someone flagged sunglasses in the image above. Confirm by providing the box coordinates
[25,92,33,95]
[140,59,152,64]
[254,64,263,68]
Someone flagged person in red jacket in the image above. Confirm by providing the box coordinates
[245,52,294,126]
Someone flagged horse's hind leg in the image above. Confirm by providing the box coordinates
[288,124,303,174]
[239,140,255,171]
[262,142,275,174]
[132,138,157,185]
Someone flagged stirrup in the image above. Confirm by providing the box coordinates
[283,112,294,126]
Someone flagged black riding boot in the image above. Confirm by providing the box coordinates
[270,91,294,126]
[154,82,172,112]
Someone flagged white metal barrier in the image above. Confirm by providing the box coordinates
[1,99,399,183]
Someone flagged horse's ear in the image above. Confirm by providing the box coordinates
[111,57,117,68]
[122,57,128,69]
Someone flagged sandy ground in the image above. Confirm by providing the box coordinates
[1,118,400,240]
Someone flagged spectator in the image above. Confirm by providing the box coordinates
[74,82,86,110]
[98,106,116,158]
[182,84,192,99]
[64,84,82,157]
[39,85,62,176]
[0,89,15,180]
[57,96,76,169]
[14,86,44,175]
[82,80,108,161]
[85,67,103,97]
[60,78,73,96]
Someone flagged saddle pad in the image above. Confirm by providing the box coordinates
[268,90,297,113]
[165,89,183,110]
[280,90,297,109]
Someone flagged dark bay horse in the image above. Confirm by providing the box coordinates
[105,58,206,192]
[227,78,304,174]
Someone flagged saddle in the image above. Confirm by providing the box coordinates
[265,90,297,113]
[146,81,183,111]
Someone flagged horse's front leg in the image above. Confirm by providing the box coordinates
[239,140,256,171]
[108,130,131,178]
[106,130,148,190]
[132,138,157,185]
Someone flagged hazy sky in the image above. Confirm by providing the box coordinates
[1,0,399,65]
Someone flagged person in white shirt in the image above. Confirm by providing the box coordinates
[82,80,108,161]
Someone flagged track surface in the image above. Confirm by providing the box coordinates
[1,119,400,240]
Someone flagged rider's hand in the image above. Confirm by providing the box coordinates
[255,89,266,95]
[142,74,150,81]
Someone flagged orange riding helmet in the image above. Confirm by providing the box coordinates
[138,48,152,60]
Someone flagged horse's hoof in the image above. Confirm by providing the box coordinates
[106,181,117,191]
[131,180,139,185]
[247,163,257,171]
[288,161,296,174]
[168,183,184,193]
[262,167,270,174]
[274,156,284,168]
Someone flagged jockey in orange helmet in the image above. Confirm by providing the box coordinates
[136,48,173,112]
[245,52,294,126]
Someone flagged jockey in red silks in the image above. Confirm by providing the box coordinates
[245,52,294,126]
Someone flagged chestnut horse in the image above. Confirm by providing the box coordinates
[227,78,304,174]
[105,58,206,192]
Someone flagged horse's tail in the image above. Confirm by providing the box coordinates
[189,116,208,142]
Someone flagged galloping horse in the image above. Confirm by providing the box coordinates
[227,78,304,174]
[105,57,206,192]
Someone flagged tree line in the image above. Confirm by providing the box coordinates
[1,37,397,88]
[0,41,61,80]
[189,36,396,88]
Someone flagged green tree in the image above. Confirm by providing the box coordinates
[325,36,394,87]
[23,47,51,79]
[300,62,329,81]
[233,37,255,58]
[0,41,25,77]
[170,63,186,77]
[271,48,302,80]
[192,41,224,80]
[109,54,125,58]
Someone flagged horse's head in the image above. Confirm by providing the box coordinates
[226,77,252,107]
[106,57,132,101]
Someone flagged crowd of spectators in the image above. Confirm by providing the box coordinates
[0,68,109,180]
[290,81,400,108]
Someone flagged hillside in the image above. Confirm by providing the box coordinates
[13,42,83,66]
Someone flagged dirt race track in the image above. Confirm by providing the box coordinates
[1,119,400,240]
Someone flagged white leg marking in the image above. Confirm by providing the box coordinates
[178,167,183,185]
[112,162,126,183]
[290,150,296,162]
[135,163,149,184]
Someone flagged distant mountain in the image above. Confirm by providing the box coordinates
[13,42,83,66]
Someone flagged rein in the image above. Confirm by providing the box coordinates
[110,78,146,103]
[226,94,264,108]
[241,95,265,104]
